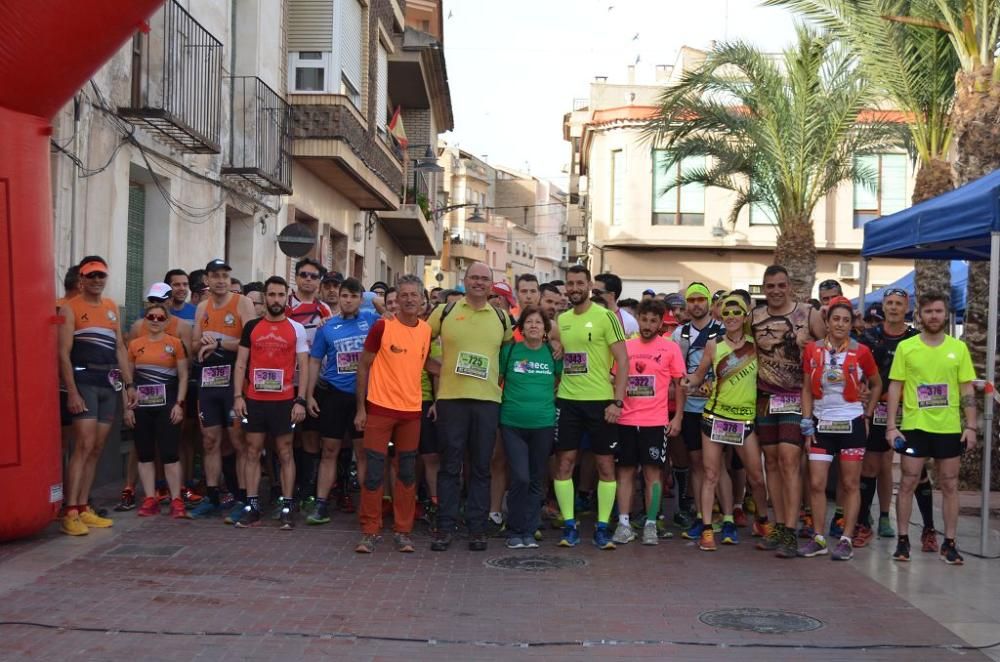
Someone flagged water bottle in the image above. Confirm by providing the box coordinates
[893,436,906,452]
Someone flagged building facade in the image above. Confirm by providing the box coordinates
[563,53,915,300]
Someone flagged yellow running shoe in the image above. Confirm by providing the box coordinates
[61,513,89,536]
[79,507,113,528]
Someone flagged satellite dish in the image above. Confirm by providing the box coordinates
[277,222,316,258]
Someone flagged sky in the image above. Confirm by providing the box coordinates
[441,0,801,188]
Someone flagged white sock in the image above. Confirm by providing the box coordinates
[489,511,503,525]
[619,514,630,527]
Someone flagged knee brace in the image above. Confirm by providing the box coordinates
[398,451,418,487]
[364,450,386,491]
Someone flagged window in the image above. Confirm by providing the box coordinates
[652,150,705,226]
[854,153,907,228]
[289,51,330,93]
[287,0,363,105]
[611,149,624,225]
[339,0,364,105]
[375,41,388,132]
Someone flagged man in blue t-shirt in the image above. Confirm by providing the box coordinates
[165,268,198,321]
[304,277,381,524]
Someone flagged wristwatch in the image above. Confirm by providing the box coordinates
[294,396,308,407]
[613,400,624,408]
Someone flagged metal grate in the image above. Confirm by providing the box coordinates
[699,608,823,634]
[484,555,587,573]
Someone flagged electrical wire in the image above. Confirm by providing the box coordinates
[0,621,996,651]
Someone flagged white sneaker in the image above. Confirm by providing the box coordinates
[612,522,636,544]
[642,520,659,545]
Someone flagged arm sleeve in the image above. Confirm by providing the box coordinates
[292,321,308,353]
[310,326,328,359]
[239,318,257,348]
[363,320,387,353]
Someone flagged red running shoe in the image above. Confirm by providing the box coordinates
[137,496,160,517]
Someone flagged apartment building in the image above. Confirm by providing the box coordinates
[563,51,914,300]
[494,167,568,284]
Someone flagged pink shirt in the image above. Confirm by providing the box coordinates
[618,335,685,427]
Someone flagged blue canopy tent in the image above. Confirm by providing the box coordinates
[860,168,1000,554]
[853,261,967,318]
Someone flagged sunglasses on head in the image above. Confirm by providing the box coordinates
[145,313,167,322]
[883,288,908,299]
[83,272,107,280]
[819,279,840,290]
[720,308,745,318]
[298,272,321,280]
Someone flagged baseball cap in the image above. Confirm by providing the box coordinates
[205,258,231,272]
[322,271,344,284]
[665,293,685,308]
[864,302,885,321]
[369,281,389,293]
[662,311,679,326]
[492,282,516,307]
[642,288,656,296]
[145,282,172,301]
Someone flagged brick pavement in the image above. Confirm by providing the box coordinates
[0,504,991,661]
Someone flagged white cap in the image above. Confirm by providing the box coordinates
[145,282,172,301]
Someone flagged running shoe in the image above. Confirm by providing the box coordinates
[79,507,113,528]
[797,535,829,557]
[224,501,246,525]
[756,525,782,551]
[189,500,222,519]
[776,529,799,558]
[60,513,88,536]
[698,528,717,551]
[137,496,159,517]
[156,487,171,506]
[892,538,911,562]
[279,505,294,530]
[468,533,488,552]
[656,517,674,539]
[338,492,356,513]
[673,510,694,531]
[831,538,853,561]
[234,507,261,528]
[878,515,896,538]
[940,539,964,565]
[743,494,757,516]
[355,534,377,554]
[612,522,636,545]
[852,524,874,548]
[733,506,748,528]
[306,501,331,525]
[506,536,525,549]
[711,510,723,533]
[169,498,190,519]
[533,528,543,542]
[487,515,507,538]
[181,487,202,505]
[751,519,772,538]
[558,523,580,547]
[799,512,815,539]
[921,526,939,553]
[682,520,705,541]
[721,521,739,545]
[593,524,616,550]
[394,533,415,553]
[642,521,659,546]
[430,531,453,551]
[526,534,540,548]
[299,496,317,516]
[114,487,136,512]
[828,514,845,539]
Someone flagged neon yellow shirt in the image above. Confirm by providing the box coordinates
[556,303,626,401]
[889,334,975,434]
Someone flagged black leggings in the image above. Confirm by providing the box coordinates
[134,406,181,464]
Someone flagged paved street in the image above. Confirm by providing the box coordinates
[1,489,997,661]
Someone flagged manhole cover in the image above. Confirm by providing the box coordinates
[104,544,184,558]
[699,608,823,634]
[484,554,587,572]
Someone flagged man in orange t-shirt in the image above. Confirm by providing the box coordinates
[353,275,432,553]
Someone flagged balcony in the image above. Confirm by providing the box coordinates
[444,228,487,263]
[119,0,222,153]
[290,95,402,211]
[379,204,437,256]
[222,77,292,195]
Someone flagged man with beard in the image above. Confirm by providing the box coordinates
[750,265,825,558]
[884,292,977,565]
[539,283,562,322]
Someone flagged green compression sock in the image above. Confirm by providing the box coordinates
[553,479,575,522]
[646,482,662,522]
[597,480,617,525]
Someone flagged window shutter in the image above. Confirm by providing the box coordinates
[288,0,334,51]
[376,42,388,129]
[339,0,364,93]
[126,184,146,324]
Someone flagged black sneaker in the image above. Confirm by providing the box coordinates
[775,528,798,559]
[430,530,453,552]
[279,505,294,531]
[893,537,911,562]
[468,533,488,552]
[114,487,136,512]
[234,507,261,528]
[940,540,964,565]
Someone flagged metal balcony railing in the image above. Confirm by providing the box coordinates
[120,0,222,153]
[222,76,292,195]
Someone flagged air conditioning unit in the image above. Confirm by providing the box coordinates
[837,261,859,280]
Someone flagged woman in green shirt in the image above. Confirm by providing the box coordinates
[500,306,561,549]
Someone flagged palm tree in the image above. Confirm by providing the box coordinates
[644,27,899,301]
[766,0,959,297]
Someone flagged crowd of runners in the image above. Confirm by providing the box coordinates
[56,255,980,565]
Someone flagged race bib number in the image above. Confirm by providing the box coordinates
[872,402,902,427]
[769,393,801,415]
[627,375,655,398]
[563,352,589,375]
[336,351,360,374]
[917,383,948,408]
[253,368,284,392]
[710,419,746,446]
[455,351,489,380]
[136,384,166,408]
[817,419,852,434]
[201,365,231,388]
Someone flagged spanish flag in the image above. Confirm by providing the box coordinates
[388,106,408,149]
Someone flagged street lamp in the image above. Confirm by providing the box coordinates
[433,203,486,223]
[415,145,444,173]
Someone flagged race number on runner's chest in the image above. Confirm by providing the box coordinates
[455,351,490,380]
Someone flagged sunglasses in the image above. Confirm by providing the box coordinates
[720,309,745,318]
[883,288,908,299]
[83,272,108,280]
[145,314,167,322]
[298,272,321,280]
[819,280,840,290]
